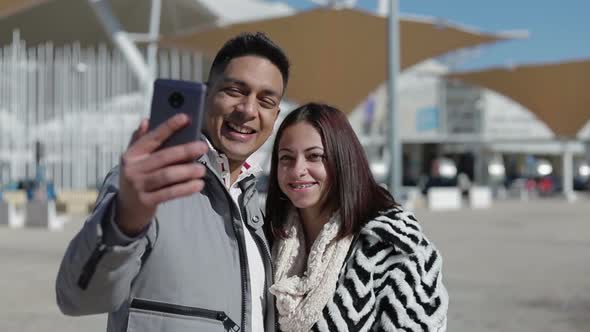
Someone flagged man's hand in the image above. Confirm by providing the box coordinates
[116,114,208,236]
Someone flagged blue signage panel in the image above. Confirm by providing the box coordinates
[416,106,439,132]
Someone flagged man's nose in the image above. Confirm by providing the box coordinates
[236,95,257,118]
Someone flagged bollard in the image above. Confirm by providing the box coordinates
[427,187,462,211]
[25,200,61,230]
[468,186,492,209]
[0,200,23,228]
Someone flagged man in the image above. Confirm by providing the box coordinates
[56,32,290,332]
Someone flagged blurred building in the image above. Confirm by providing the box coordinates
[348,60,589,191]
[1,1,587,194]
[0,0,293,189]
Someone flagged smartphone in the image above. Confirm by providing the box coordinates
[148,79,207,150]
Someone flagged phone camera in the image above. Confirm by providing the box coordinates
[168,92,184,109]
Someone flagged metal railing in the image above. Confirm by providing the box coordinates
[0,32,205,189]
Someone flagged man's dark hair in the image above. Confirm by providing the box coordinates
[208,32,290,91]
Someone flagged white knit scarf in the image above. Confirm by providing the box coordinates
[270,211,353,332]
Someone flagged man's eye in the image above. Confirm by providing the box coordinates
[224,87,242,96]
[260,97,277,109]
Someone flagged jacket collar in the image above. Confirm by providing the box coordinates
[197,135,263,230]
[200,135,262,188]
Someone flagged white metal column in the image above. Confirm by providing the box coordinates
[562,140,576,202]
[147,0,162,85]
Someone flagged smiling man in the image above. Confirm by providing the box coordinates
[204,53,285,183]
[56,32,290,332]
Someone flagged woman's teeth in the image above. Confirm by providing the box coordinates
[291,183,314,189]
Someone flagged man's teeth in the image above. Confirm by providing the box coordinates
[292,183,314,189]
[227,122,254,134]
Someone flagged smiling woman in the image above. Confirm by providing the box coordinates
[266,103,394,243]
[277,121,329,227]
[265,103,449,332]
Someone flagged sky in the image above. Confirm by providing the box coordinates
[280,0,590,71]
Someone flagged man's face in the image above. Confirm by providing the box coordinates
[204,55,283,164]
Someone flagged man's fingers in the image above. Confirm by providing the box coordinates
[142,163,207,192]
[127,114,190,156]
[132,141,208,173]
[139,179,205,206]
[128,118,150,147]
[139,118,149,135]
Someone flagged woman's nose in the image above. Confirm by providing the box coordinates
[293,157,308,177]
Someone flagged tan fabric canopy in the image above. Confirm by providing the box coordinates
[0,0,214,46]
[160,7,514,112]
[447,59,590,138]
[0,0,44,17]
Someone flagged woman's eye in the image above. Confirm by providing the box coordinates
[308,153,324,161]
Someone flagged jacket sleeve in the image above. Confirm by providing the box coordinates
[371,234,449,331]
[55,167,157,316]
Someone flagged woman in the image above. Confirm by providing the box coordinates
[265,103,448,332]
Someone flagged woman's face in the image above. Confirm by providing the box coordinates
[277,121,329,213]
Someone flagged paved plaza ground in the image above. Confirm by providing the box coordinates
[1,197,589,331]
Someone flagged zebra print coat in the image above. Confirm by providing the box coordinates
[310,207,448,332]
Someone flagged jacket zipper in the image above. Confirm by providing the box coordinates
[77,238,108,290]
[130,298,240,332]
[252,231,278,332]
[232,212,248,332]
[202,160,248,332]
